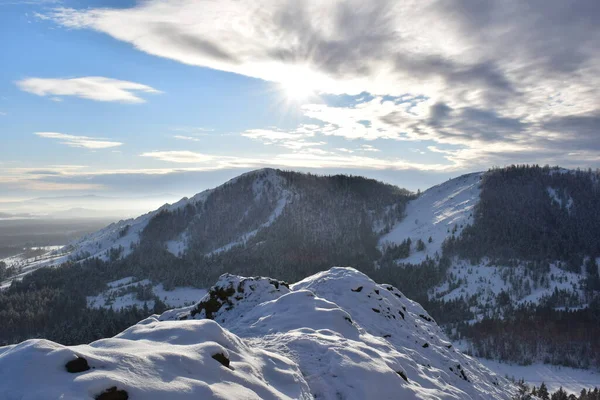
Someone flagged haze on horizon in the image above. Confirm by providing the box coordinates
[1,0,599,208]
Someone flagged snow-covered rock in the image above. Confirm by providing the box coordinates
[0,267,515,399]
[159,267,515,399]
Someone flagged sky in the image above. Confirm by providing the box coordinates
[1,0,600,209]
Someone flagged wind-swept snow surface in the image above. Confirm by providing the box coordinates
[0,267,514,399]
[380,172,482,264]
[0,319,311,400]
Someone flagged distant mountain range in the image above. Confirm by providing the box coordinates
[0,193,179,219]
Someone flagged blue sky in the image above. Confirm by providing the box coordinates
[1,0,599,206]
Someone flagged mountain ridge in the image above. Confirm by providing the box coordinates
[2,165,599,372]
[0,267,516,400]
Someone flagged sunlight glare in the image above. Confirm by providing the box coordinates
[280,79,315,102]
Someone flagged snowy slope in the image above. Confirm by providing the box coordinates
[160,267,515,399]
[432,259,588,317]
[62,188,214,264]
[58,168,292,263]
[86,277,207,310]
[380,172,482,264]
[205,169,293,256]
[0,267,515,399]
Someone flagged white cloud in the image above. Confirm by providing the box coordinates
[17,77,161,103]
[34,132,123,149]
[174,135,201,142]
[0,111,6,116]
[140,151,213,163]
[242,128,312,142]
[139,149,450,171]
[361,145,380,152]
[242,125,327,151]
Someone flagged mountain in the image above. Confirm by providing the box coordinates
[0,268,516,399]
[376,165,600,368]
[2,165,599,372]
[0,194,179,220]
[61,168,411,287]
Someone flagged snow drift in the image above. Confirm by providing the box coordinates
[0,267,514,399]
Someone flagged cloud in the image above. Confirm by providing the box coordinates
[361,145,380,152]
[140,151,213,163]
[41,0,600,170]
[35,132,123,149]
[139,149,449,171]
[17,76,161,103]
[242,125,327,150]
[174,135,201,142]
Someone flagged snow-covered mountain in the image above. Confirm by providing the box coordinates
[3,165,599,371]
[0,267,516,399]
[59,168,402,265]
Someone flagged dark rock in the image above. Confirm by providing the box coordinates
[418,314,433,322]
[190,284,236,319]
[422,343,429,348]
[65,357,90,373]
[212,352,231,368]
[351,286,363,292]
[371,308,380,313]
[95,387,128,400]
[397,370,409,382]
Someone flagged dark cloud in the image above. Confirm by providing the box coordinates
[265,0,398,77]
[542,114,600,150]
[439,0,600,75]
[394,55,515,103]
[381,103,526,144]
[26,170,62,176]
[150,22,240,63]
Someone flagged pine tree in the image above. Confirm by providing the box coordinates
[538,382,550,400]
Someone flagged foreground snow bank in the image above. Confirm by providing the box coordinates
[0,267,515,399]
[0,318,311,400]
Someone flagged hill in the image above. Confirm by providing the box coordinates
[0,268,515,400]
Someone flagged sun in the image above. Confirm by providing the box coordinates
[280,79,315,102]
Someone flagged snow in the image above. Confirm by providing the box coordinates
[166,233,188,257]
[0,318,311,400]
[479,359,600,395]
[0,252,70,290]
[207,170,292,256]
[87,277,206,310]
[160,267,516,399]
[431,259,586,316]
[547,186,574,212]
[57,187,215,264]
[380,172,482,264]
